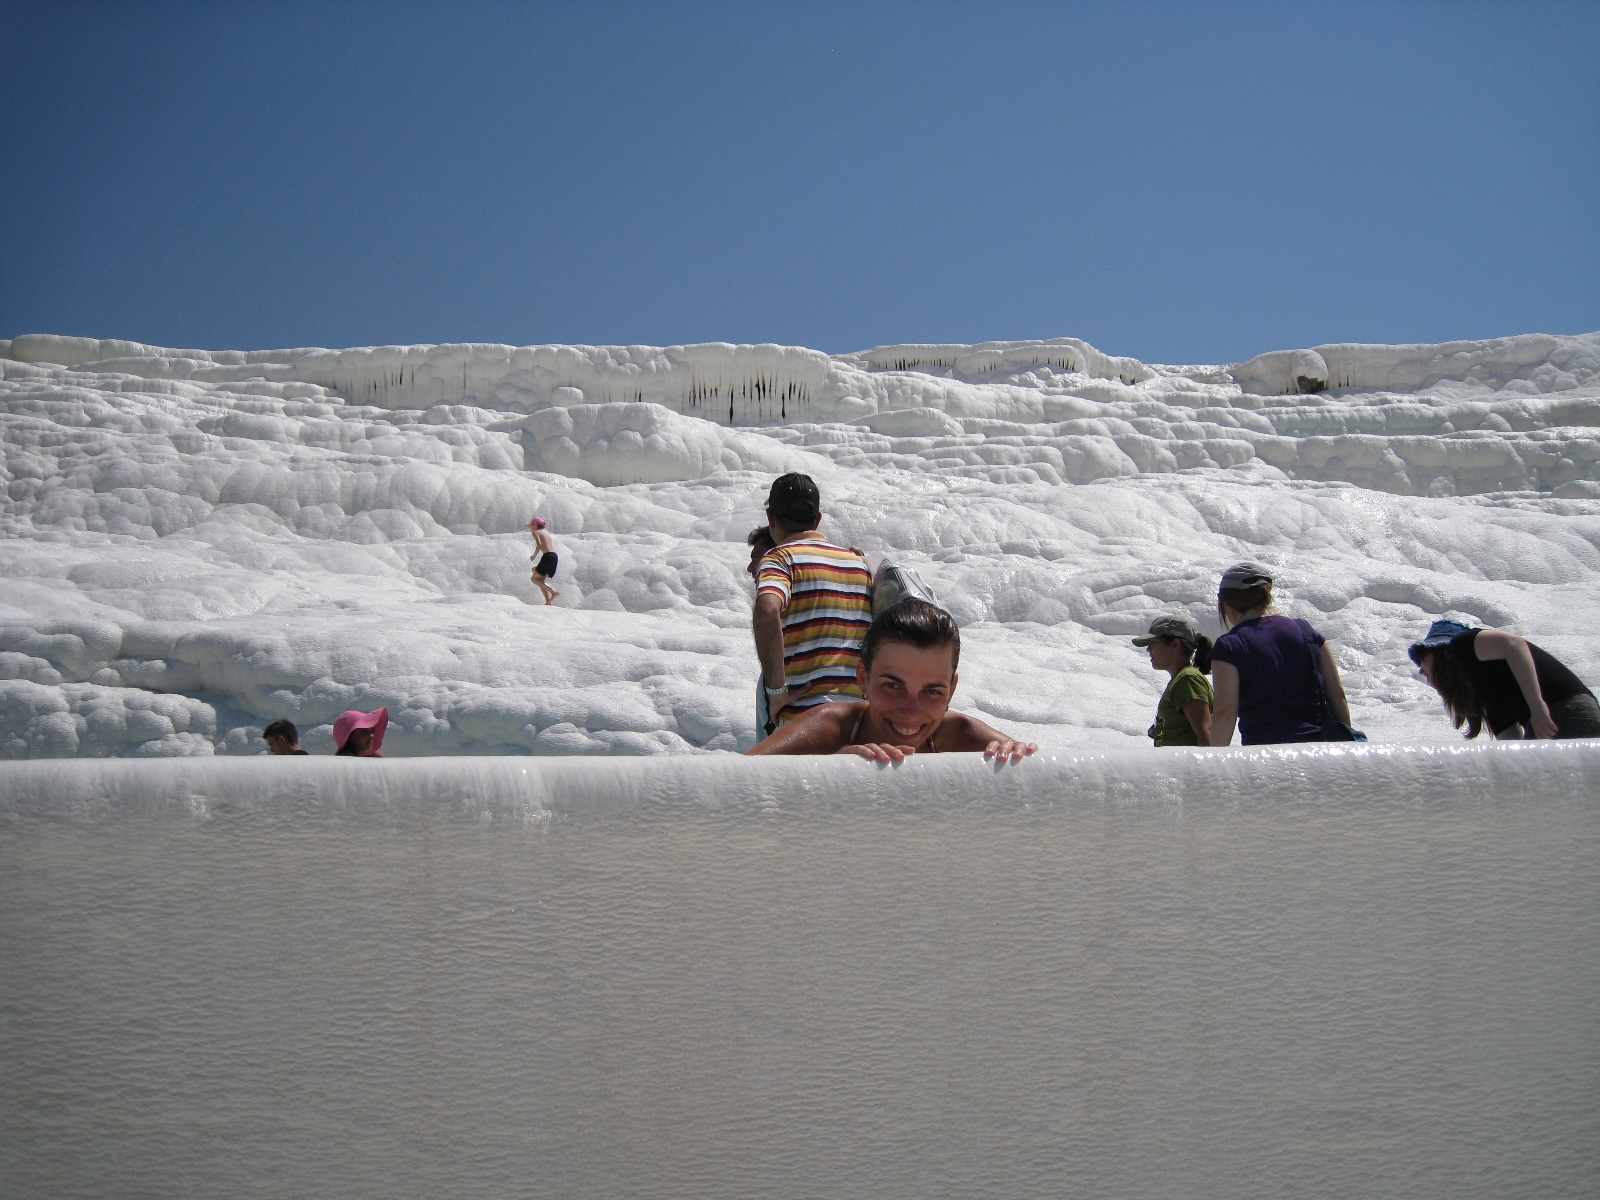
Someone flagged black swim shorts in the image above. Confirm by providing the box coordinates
[535,552,558,578]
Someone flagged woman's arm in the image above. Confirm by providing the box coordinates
[1471,630,1557,738]
[745,702,859,755]
[1210,661,1239,746]
[1318,644,1352,725]
[938,713,1038,762]
[1182,699,1212,746]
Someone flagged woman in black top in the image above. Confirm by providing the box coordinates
[1408,619,1600,739]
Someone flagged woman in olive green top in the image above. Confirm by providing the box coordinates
[1132,614,1214,746]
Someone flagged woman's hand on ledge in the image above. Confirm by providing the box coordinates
[984,739,1038,763]
[839,742,914,763]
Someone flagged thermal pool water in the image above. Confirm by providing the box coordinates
[4,744,1599,1198]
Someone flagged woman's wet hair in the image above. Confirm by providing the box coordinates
[1217,583,1273,628]
[1418,647,1486,739]
[1160,633,1214,675]
[747,525,775,551]
[861,598,961,673]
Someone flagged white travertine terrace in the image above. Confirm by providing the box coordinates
[2,328,1598,758]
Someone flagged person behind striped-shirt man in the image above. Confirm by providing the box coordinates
[753,473,873,728]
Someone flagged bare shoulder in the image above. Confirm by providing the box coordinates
[745,701,864,755]
[1469,629,1519,659]
[934,711,1004,752]
[928,712,1037,760]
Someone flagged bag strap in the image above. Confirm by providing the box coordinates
[1299,618,1365,740]
[1296,618,1333,721]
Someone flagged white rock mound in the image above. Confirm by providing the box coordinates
[520,401,824,485]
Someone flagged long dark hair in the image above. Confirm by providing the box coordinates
[1161,634,1214,675]
[1421,648,1486,739]
[861,598,961,673]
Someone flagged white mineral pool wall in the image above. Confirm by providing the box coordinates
[3,743,1598,1199]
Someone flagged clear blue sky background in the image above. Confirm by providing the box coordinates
[2,0,1596,364]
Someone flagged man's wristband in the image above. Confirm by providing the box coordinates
[764,683,789,696]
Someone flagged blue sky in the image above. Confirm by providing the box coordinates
[2,0,1596,364]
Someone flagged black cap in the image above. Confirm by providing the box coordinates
[767,473,820,530]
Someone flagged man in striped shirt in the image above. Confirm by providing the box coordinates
[754,473,873,728]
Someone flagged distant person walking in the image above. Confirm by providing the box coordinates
[1208,562,1355,745]
[1132,614,1214,746]
[1408,619,1600,739]
[527,517,561,605]
[262,718,308,755]
[753,473,873,728]
[334,708,388,757]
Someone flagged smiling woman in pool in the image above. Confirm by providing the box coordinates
[745,598,1038,762]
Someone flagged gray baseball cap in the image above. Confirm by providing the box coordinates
[1219,561,1273,590]
[1132,614,1201,647]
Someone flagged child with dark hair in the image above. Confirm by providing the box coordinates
[746,598,1037,762]
[746,524,776,580]
[262,719,307,755]
[1409,619,1599,739]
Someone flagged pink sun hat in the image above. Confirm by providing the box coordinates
[526,517,547,529]
[333,707,388,755]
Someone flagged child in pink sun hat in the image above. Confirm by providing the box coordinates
[333,708,388,757]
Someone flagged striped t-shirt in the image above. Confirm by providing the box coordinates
[757,538,873,717]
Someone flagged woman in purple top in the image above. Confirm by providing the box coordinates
[1208,562,1352,746]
